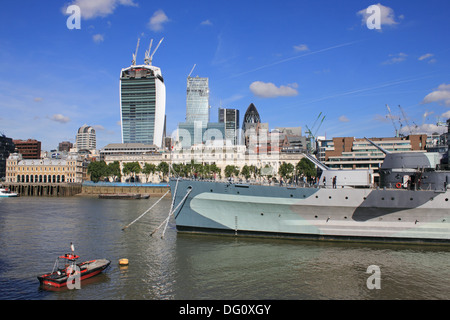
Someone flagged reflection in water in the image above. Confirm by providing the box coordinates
[0,197,449,300]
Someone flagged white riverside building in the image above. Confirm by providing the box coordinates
[101,142,306,183]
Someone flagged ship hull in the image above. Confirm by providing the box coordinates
[170,179,450,244]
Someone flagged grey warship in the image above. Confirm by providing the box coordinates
[169,128,450,244]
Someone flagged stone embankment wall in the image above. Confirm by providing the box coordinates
[5,183,82,197]
[4,183,170,197]
[81,185,170,197]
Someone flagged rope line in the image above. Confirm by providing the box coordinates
[151,187,192,238]
[121,189,170,231]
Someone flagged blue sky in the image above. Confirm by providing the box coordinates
[1,0,450,151]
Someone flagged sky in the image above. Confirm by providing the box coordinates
[1,0,450,151]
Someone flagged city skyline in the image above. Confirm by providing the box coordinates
[1,1,450,151]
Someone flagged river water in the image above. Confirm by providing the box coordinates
[0,196,449,300]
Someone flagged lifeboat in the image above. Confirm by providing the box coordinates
[37,244,110,288]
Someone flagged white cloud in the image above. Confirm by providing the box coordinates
[93,124,105,130]
[357,3,400,28]
[49,114,70,124]
[441,110,450,119]
[92,34,104,43]
[148,10,170,31]
[382,53,407,65]
[339,115,350,122]
[418,53,436,64]
[422,84,450,106]
[250,81,298,98]
[401,123,447,136]
[201,19,213,26]
[293,44,309,52]
[418,53,433,61]
[64,0,138,19]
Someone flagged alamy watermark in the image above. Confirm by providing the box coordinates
[365,4,382,30]
[66,5,81,30]
[66,265,81,290]
[366,265,381,290]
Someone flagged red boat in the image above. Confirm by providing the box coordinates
[38,244,110,288]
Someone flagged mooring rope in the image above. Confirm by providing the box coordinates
[150,187,192,238]
[121,189,171,231]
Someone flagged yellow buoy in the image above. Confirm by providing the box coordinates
[119,258,129,266]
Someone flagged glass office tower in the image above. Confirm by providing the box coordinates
[186,76,209,124]
[120,65,166,148]
[218,108,240,145]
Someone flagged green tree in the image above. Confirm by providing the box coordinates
[107,161,122,182]
[209,164,221,178]
[278,162,294,179]
[240,165,252,180]
[171,163,184,177]
[122,162,141,181]
[87,161,107,183]
[142,163,157,182]
[225,165,239,178]
[157,161,170,181]
[296,158,316,179]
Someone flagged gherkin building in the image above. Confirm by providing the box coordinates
[242,103,261,130]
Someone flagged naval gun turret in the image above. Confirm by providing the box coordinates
[366,138,450,191]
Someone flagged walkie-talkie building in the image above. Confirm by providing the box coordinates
[120,38,166,148]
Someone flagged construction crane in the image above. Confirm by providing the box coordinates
[305,112,325,153]
[385,104,400,137]
[144,38,164,66]
[132,38,140,66]
[398,105,413,135]
[188,64,196,78]
[144,39,153,65]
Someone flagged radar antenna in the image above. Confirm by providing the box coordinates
[132,38,140,66]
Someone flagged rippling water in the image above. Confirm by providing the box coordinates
[0,196,449,300]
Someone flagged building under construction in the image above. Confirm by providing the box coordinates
[120,38,166,148]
